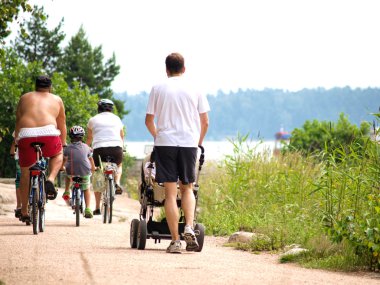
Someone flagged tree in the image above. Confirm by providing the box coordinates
[58,26,126,116]
[12,5,65,75]
[51,73,99,129]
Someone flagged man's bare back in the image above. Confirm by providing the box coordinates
[15,76,67,217]
[15,91,66,142]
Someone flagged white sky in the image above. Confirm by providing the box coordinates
[24,0,380,95]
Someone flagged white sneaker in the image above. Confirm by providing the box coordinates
[183,226,199,251]
[166,240,182,253]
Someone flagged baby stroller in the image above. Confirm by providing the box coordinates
[130,146,205,251]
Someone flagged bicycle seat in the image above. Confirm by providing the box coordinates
[104,155,115,163]
[30,142,45,148]
[72,176,83,183]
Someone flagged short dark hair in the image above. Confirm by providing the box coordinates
[35,75,52,89]
[165,53,184,74]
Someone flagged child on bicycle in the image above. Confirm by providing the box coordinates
[62,126,96,218]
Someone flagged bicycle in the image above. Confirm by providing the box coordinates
[70,176,84,227]
[27,142,48,235]
[100,155,117,224]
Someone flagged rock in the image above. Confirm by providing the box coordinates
[282,247,308,256]
[228,231,270,244]
[284,244,302,252]
[228,231,254,243]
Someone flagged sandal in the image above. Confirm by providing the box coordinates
[115,184,123,195]
[14,208,22,219]
[21,215,31,225]
[45,180,58,200]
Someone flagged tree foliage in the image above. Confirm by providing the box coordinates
[51,73,98,128]
[12,5,65,75]
[286,113,371,156]
[57,26,126,116]
[0,0,33,42]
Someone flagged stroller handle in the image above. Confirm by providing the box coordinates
[198,145,205,170]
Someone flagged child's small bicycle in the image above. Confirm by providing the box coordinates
[70,176,84,227]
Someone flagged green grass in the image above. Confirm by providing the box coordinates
[196,134,380,271]
[280,235,368,271]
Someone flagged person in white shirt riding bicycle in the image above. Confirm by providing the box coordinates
[86,99,125,215]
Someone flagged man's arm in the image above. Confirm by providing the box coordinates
[120,128,125,142]
[10,140,16,156]
[86,127,93,147]
[198,112,209,146]
[56,98,67,146]
[89,156,96,172]
[145,114,156,139]
[14,96,24,140]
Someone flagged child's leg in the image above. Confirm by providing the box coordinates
[65,176,70,192]
[62,176,71,202]
[83,188,91,208]
[81,176,91,209]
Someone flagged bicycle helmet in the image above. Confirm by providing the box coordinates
[97,98,114,112]
[69,125,85,138]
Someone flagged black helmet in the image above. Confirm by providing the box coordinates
[97,98,114,112]
[69,125,85,138]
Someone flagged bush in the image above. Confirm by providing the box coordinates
[286,113,370,157]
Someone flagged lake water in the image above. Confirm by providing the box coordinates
[125,140,276,160]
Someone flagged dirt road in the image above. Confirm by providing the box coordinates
[0,183,378,285]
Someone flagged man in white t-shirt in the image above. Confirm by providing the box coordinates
[86,99,125,215]
[145,52,210,253]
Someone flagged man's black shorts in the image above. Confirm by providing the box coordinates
[93,146,123,167]
[154,146,197,184]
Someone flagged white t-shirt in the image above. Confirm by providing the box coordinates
[87,112,124,149]
[146,76,210,147]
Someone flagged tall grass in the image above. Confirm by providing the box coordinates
[318,136,380,269]
[199,134,325,249]
[198,132,380,270]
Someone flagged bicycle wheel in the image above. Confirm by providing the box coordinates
[39,206,45,232]
[103,192,108,224]
[75,189,80,227]
[32,182,39,235]
[108,179,114,224]
[38,179,46,232]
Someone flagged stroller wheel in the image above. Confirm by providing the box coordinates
[137,220,147,250]
[130,219,139,248]
[194,223,205,252]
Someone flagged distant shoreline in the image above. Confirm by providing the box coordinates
[124,140,276,160]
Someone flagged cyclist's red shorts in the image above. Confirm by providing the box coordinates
[18,136,62,167]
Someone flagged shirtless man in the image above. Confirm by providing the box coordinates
[15,75,67,222]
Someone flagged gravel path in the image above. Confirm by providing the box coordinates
[0,183,379,285]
